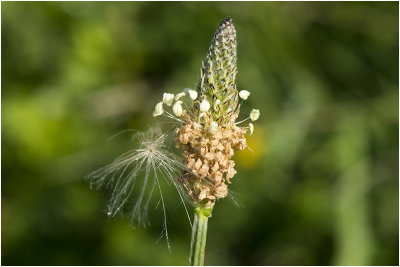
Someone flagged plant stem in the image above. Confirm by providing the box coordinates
[189,205,213,266]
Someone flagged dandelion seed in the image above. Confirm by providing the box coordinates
[85,127,191,231]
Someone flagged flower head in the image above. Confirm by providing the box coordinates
[172,17,253,206]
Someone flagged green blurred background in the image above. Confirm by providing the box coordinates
[2,2,398,265]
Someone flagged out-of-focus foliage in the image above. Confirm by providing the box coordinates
[2,2,398,265]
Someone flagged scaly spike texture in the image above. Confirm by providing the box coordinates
[175,112,246,206]
[195,17,239,126]
[174,18,247,207]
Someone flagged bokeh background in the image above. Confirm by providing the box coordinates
[2,2,398,265]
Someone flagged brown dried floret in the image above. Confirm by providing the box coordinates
[175,113,247,205]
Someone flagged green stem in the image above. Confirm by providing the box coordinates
[189,205,213,266]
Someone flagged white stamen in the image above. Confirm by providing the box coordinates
[153,102,164,117]
[173,101,183,117]
[162,93,174,106]
[174,92,186,101]
[250,109,260,121]
[209,121,218,134]
[248,123,254,135]
[188,90,198,100]
[200,100,210,112]
[239,90,250,100]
